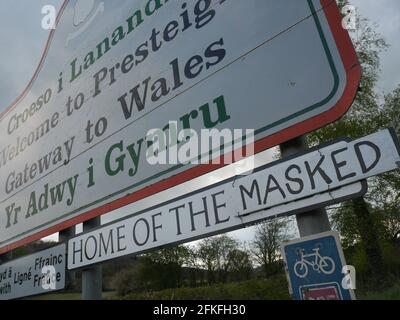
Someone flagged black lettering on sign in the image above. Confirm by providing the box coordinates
[354,141,381,174]
[239,180,262,211]
[331,147,356,181]
[285,164,304,195]
[304,156,333,190]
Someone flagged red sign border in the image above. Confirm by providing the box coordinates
[0,0,361,254]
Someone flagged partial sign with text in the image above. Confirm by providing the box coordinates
[0,244,65,300]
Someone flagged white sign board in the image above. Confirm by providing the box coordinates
[0,244,66,300]
[68,182,366,269]
[68,128,400,269]
[0,0,361,253]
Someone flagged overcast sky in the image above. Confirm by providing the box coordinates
[0,1,399,112]
[352,0,400,94]
[0,0,62,112]
[0,1,399,244]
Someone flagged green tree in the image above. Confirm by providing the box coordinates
[308,0,399,286]
[326,88,400,247]
[137,245,191,290]
[251,219,289,277]
[227,248,253,281]
[184,245,204,287]
[369,87,400,243]
[197,235,239,284]
[197,237,219,285]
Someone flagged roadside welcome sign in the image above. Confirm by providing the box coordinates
[0,0,361,253]
[68,129,400,269]
[281,231,355,300]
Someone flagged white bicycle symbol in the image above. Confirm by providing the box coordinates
[294,247,335,278]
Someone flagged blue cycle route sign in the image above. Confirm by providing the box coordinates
[281,231,355,300]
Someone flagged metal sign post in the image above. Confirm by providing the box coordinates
[81,217,102,300]
[59,227,76,290]
[280,136,331,237]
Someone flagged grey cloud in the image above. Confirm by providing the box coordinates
[0,0,62,112]
[0,0,398,115]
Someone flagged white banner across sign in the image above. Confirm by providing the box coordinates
[68,182,365,269]
[0,244,66,300]
[67,129,400,269]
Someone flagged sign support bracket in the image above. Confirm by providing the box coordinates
[81,217,102,300]
[59,227,76,290]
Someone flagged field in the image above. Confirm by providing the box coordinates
[27,279,400,300]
